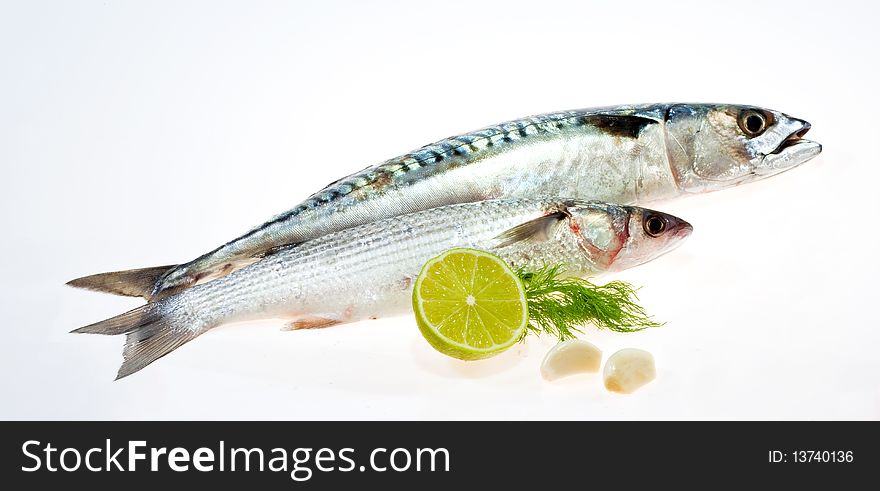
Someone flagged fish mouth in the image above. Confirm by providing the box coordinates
[757,120,822,176]
[675,219,693,238]
[665,214,693,239]
[641,214,692,267]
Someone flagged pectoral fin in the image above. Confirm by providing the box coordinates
[492,211,569,248]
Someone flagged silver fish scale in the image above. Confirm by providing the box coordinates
[178,199,601,329]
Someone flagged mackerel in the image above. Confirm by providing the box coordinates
[68,103,818,299]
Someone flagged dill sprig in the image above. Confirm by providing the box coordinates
[516,264,662,341]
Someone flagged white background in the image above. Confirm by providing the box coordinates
[2,0,878,420]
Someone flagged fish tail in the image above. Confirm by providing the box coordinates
[66,265,176,300]
[72,301,207,380]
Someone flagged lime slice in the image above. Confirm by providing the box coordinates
[412,248,528,360]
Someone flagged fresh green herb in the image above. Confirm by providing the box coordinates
[516,264,662,341]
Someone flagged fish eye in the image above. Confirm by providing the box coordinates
[643,215,667,237]
[738,109,768,137]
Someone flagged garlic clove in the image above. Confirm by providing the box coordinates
[540,340,602,381]
[603,348,655,394]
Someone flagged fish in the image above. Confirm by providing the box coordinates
[72,199,693,379]
[67,103,818,300]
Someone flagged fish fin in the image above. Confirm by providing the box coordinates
[67,265,176,300]
[492,211,569,248]
[72,304,203,379]
[283,316,342,330]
